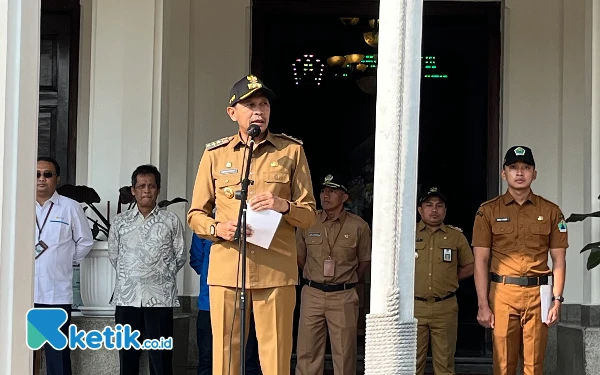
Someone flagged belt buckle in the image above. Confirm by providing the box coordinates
[427,296,435,303]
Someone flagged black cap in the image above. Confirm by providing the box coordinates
[228,74,276,107]
[321,174,348,193]
[503,146,535,167]
[418,187,446,205]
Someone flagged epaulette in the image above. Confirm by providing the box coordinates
[276,133,303,145]
[205,136,233,150]
[479,195,501,207]
[447,225,463,233]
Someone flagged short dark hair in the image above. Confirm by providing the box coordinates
[131,164,161,188]
[37,156,60,177]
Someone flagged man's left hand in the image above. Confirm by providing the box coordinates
[546,302,561,326]
[249,192,289,213]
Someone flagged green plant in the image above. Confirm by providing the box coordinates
[565,195,600,270]
[56,184,188,240]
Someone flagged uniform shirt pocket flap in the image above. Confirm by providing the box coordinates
[338,235,357,248]
[492,222,514,234]
[264,171,290,184]
[306,236,323,245]
[215,176,240,188]
[415,241,427,250]
[529,222,551,235]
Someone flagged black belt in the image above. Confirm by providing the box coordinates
[415,291,456,303]
[491,273,549,286]
[307,280,356,292]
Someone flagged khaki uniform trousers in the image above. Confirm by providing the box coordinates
[295,285,359,375]
[490,282,547,375]
[415,296,458,375]
[209,285,296,375]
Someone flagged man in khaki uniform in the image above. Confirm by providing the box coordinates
[472,146,568,375]
[296,174,371,375]
[187,74,317,375]
[415,187,474,375]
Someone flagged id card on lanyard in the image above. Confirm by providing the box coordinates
[323,215,347,277]
[35,202,54,259]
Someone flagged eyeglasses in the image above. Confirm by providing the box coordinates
[37,171,56,178]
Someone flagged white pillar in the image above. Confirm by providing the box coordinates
[86,0,165,207]
[0,0,40,373]
[365,0,423,373]
[589,0,600,305]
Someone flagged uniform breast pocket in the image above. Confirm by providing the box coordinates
[527,222,551,248]
[337,235,358,261]
[305,236,324,258]
[50,219,72,244]
[215,175,241,201]
[435,242,457,264]
[263,170,291,200]
[491,222,516,249]
[414,242,427,274]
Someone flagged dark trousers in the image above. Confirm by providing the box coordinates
[115,306,174,375]
[32,304,72,375]
[196,309,261,375]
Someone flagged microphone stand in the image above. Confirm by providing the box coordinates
[234,129,258,375]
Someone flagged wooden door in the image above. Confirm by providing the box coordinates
[39,0,80,185]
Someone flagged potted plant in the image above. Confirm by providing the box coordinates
[565,195,600,270]
[57,184,188,316]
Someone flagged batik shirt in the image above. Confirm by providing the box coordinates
[108,205,186,307]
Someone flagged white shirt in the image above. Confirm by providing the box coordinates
[34,191,94,304]
[108,205,186,307]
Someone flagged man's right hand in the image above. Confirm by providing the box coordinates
[216,221,253,241]
[477,304,495,329]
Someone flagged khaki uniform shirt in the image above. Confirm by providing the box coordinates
[414,221,474,298]
[187,132,317,288]
[471,190,569,277]
[296,210,371,284]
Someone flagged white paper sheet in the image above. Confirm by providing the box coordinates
[540,284,553,323]
[246,207,282,249]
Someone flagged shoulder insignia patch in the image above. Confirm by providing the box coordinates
[479,195,501,207]
[205,137,233,150]
[448,225,463,233]
[277,133,303,145]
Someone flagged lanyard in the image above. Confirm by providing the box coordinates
[324,214,347,257]
[36,202,54,240]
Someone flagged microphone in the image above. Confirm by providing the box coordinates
[248,124,261,139]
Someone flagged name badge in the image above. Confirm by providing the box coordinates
[220,168,238,175]
[35,240,49,259]
[308,232,321,237]
[443,248,452,262]
[495,217,510,222]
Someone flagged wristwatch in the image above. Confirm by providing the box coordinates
[210,223,217,236]
[552,295,565,303]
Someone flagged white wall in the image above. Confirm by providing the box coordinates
[503,0,597,304]
[183,0,251,296]
[77,0,251,296]
[77,0,194,293]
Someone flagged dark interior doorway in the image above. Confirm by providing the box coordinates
[252,0,500,363]
[39,0,80,185]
